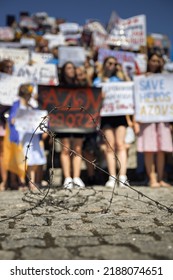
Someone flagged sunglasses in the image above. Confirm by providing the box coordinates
[107,61,117,66]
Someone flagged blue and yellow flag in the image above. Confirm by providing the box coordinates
[3,124,26,181]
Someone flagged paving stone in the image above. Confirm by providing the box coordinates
[0,186,173,260]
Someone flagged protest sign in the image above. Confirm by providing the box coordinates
[38,86,102,133]
[84,21,107,35]
[0,42,22,49]
[0,73,28,106]
[59,22,81,34]
[98,48,135,76]
[0,48,29,64]
[31,52,53,64]
[92,31,108,47]
[15,109,48,134]
[134,74,173,122]
[98,48,135,65]
[0,27,14,41]
[108,14,146,51]
[20,37,36,47]
[14,63,59,85]
[100,82,134,116]
[19,16,38,29]
[43,33,65,48]
[58,46,85,67]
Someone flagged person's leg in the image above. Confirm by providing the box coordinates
[115,125,129,186]
[72,138,85,187]
[0,137,7,191]
[103,128,116,177]
[144,152,159,187]
[60,138,71,178]
[157,151,171,187]
[27,165,37,191]
[35,165,44,186]
[72,138,83,178]
[115,126,127,176]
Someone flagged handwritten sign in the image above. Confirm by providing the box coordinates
[0,73,28,106]
[98,48,135,75]
[13,63,59,85]
[15,109,48,134]
[38,86,102,133]
[0,48,29,64]
[134,74,173,122]
[109,14,146,51]
[100,82,134,116]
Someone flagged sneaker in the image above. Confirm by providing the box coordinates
[118,175,130,188]
[63,177,73,189]
[73,177,85,188]
[105,176,117,188]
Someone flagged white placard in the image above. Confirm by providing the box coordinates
[31,52,53,64]
[101,82,134,116]
[59,22,80,34]
[0,48,29,64]
[15,109,48,134]
[43,33,65,48]
[14,63,59,85]
[134,74,173,122]
[58,46,85,67]
[0,73,28,106]
[109,14,147,51]
[0,27,14,41]
[98,48,135,76]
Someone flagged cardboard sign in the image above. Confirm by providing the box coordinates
[58,46,85,67]
[0,73,28,106]
[14,63,59,85]
[0,27,14,41]
[15,109,48,134]
[98,48,135,76]
[100,82,134,116]
[31,52,53,64]
[38,86,102,133]
[134,74,173,122]
[108,14,146,51]
[0,48,29,64]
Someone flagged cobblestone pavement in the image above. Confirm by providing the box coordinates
[0,185,173,260]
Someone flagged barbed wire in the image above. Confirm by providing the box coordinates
[0,104,173,223]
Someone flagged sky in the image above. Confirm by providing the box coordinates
[0,0,173,41]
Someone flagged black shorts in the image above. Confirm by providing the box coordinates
[100,116,128,129]
[55,132,84,139]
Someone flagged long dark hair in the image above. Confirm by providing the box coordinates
[147,51,162,73]
[59,61,77,86]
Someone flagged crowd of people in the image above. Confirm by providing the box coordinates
[0,13,173,191]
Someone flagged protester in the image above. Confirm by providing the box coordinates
[93,56,129,188]
[58,61,85,188]
[134,51,173,187]
[76,65,98,186]
[4,84,47,191]
[0,59,14,191]
[76,65,92,86]
[83,55,95,85]
[0,11,173,190]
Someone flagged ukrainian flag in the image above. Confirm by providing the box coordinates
[3,101,26,181]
